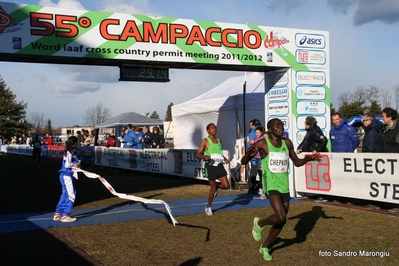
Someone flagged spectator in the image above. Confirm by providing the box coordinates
[248,126,265,196]
[26,135,31,145]
[76,131,84,146]
[248,119,261,147]
[84,131,95,146]
[297,116,328,154]
[381,107,399,153]
[20,134,27,145]
[132,126,144,149]
[361,113,383,152]
[381,107,399,212]
[82,133,88,146]
[142,126,153,148]
[247,119,262,193]
[30,135,42,166]
[121,127,134,148]
[297,116,328,202]
[104,133,116,148]
[43,133,54,146]
[330,112,359,152]
[151,127,165,148]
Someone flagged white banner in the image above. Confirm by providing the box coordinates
[94,147,230,181]
[294,153,399,204]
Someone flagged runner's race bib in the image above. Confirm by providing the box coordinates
[209,154,224,166]
[268,152,289,173]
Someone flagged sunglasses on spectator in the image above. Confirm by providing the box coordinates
[362,119,369,122]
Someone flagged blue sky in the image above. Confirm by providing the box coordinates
[1,0,398,127]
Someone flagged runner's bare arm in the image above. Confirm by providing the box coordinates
[241,139,266,164]
[285,138,321,166]
[195,138,210,161]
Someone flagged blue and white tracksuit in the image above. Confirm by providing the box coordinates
[55,151,79,216]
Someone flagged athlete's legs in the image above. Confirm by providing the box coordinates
[258,194,290,248]
[218,176,230,190]
[207,179,217,208]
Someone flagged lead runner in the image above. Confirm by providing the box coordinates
[241,118,321,261]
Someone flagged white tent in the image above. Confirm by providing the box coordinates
[172,72,266,179]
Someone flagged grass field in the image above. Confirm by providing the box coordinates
[1,154,398,266]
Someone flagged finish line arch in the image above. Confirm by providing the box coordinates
[0,1,331,191]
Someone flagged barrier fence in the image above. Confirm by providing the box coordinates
[2,145,398,204]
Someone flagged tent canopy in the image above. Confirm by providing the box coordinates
[172,72,266,173]
[95,112,163,128]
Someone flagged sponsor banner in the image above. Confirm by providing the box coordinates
[279,117,290,130]
[296,71,326,85]
[0,144,7,153]
[94,147,181,176]
[77,146,95,165]
[294,153,399,204]
[295,33,326,49]
[183,149,208,180]
[296,50,326,65]
[267,101,289,116]
[6,144,33,155]
[296,101,326,115]
[0,2,328,68]
[267,86,289,102]
[48,146,65,160]
[296,86,326,100]
[181,149,230,180]
[94,147,230,180]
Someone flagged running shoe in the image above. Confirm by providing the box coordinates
[204,207,213,216]
[61,215,77,222]
[259,246,272,261]
[260,194,266,200]
[53,214,62,221]
[252,217,262,241]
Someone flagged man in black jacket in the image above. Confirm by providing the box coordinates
[296,116,328,154]
[361,113,383,152]
[296,116,328,202]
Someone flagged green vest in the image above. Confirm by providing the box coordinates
[204,137,223,164]
[261,137,290,193]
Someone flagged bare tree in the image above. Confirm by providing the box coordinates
[351,87,367,104]
[338,91,351,107]
[82,103,112,126]
[28,112,46,134]
[364,85,380,105]
[381,89,391,109]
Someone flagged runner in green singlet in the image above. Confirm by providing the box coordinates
[196,123,230,216]
[241,118,321,261]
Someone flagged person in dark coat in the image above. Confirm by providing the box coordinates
[296,116,328,203]
[151,127,165,148]
[361,114,383,153]
[297,116,328,154]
